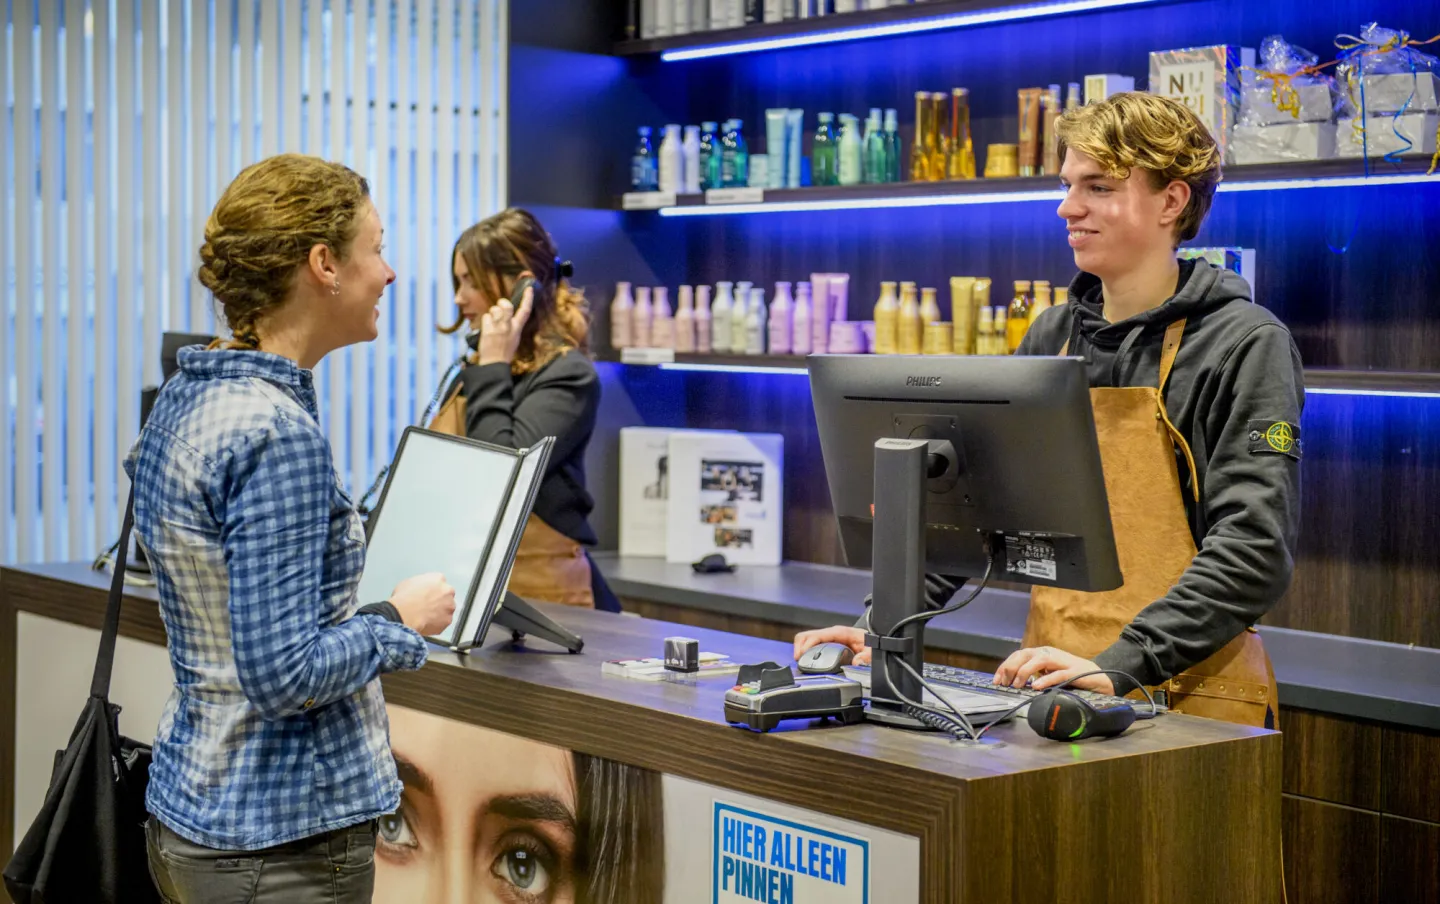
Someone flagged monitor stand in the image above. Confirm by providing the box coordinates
[865,438,933,730]
[491,591,585,653]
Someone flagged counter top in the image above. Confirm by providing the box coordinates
[592,553,1440,731]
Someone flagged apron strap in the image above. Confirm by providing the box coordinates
[1155,319,1200,503]
[1157,319,1186,394]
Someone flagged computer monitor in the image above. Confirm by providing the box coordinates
[808,353,1120,728]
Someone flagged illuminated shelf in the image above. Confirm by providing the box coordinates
[616,0,1187,61]
[597,354,1440,397]
[617,157,1440,217]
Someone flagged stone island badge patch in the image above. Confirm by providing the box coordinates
[1248,420,1301,460]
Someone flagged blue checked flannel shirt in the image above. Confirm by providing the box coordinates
[124,347,428,851]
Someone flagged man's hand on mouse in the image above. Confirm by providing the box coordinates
[994,646,1115,695]
[794,627,870,667]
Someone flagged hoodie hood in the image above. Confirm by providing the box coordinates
[1068,258,1254,349]
[1062,259,1255,388]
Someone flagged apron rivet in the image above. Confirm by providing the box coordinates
[1197,681,1205,689]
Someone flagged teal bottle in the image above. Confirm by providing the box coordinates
[631,126,658,191]
[863,112,886,185]
[883,108,901,183]
[698,121,720,191]
[721,119,749,188]
[812,113,838,187]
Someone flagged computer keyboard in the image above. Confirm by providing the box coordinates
[921,664,1165,718]
[843,663,1166,719]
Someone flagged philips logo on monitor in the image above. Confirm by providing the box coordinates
[905,376,941,387]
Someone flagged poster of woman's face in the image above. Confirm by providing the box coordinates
[378,706,666,904]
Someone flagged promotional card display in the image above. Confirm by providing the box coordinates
[357,428,553,651]
[1149,44,1255,161]
[620,427,735,557]
[666,432,784,566]
[1178,247,1259,303]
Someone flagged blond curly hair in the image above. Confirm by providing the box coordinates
[198,154,371,348]
[1056,92,1221,245]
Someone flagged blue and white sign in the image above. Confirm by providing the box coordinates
[713,803,869,904]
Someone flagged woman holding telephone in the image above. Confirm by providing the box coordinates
[435,207,620,611]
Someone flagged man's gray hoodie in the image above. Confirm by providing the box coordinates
[865,259,1305,693]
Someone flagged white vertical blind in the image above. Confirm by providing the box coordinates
[0,0,506,564]
[14,0,37,564]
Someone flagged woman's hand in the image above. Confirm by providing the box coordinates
[476,284,534,366]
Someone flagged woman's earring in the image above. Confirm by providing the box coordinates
[332,280,341,296]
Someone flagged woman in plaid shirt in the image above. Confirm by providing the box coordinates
[128,154,456,903]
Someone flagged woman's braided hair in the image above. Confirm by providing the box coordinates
[198,153,371,349]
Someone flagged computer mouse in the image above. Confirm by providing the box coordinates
[796,642,856,675]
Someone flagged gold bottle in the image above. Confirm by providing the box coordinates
[976,306,995,356]
[1054,286,1069,306]
[911,92,932,182]
[950,276,977,354]
[919,287,941,327]
[898,282,922,354]
[873,281,899,354]
[1006,280,1032,353]
[1031,280,1053,321]
[929,93,948,182]
[992,307,1009,356]
[948,89,976,180]
[922,321,952,355]
[972,278,993,351]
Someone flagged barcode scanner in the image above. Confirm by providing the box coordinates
[1027,689,1137,741]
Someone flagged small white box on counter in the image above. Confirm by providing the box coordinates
[1335,112,1439,158]
[1231,122,1338,164]
[1240,80,1335,126]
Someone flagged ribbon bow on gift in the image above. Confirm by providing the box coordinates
[1334,23,1440,171]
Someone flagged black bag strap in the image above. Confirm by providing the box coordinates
[91,486,136,700]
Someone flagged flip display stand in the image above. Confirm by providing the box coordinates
[486,591,585,653]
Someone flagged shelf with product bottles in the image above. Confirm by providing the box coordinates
[618,154,1440,214]
[616,0,1191,60]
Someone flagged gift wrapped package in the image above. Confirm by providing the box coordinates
[1355,71,1440,114]
[1335,112,1439,157]
[1240,35,1340,126]
[1231,122,1338,164]
[1150,45,1256,160]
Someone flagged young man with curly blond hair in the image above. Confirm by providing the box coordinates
[797,93,1303,728]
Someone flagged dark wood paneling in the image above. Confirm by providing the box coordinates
[1381,816,1440,904]
[1381,726,1440,823]
[1280,708,1383,810]
[1282,796,1380,904]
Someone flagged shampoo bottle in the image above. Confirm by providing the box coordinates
[838,114,862,186]
[695,285,713,352]
[731,281,753,353]
[873,281,899,354]
[897,281,921,354]
[632,127,658,192]
[682,125,702,194]
[792,282,812,355]
[745,288,767,355]
[768,281,793,354]
[812,113,839,187]
[883,108,900,183]
[919,287,941,327]
[658,124,683,195]
[675,285,695,352]
[611,282,634,350]
[712,282,734,352]
[949,276,976,354]
[633,286,653,348]
[699,122,720,191]
[810,273,831,353]
[976,306,995,355]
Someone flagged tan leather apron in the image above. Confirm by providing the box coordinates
[1023,319,1278,727]
[429,387,596,609]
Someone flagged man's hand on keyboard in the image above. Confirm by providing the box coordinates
[793,627,871,666]
[994,646,1116,696]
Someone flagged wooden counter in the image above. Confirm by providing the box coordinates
[2,563,1282,903]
